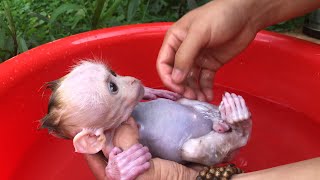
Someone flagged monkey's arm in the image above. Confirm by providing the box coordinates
[143,87,181,100]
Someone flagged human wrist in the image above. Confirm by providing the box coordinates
[208,0,275,34]
[244,0,283,32]
[196,163,244,180]
[246,0,320,32]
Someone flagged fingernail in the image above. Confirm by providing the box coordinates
[172,68,184,83]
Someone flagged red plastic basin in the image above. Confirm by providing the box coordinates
[0,23,319,180]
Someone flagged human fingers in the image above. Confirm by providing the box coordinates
[197,51,224,101]
[184,67,206,101]
[156,26,187,94]
[182,86,197,100]
[199,69,215,101]
[173,25,208,84]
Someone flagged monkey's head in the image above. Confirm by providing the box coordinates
[40,60,144,154]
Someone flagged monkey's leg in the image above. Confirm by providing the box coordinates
[177,98,231,133]
[180,93,252,165]
[180,131,227,166]
[178,92,251,124]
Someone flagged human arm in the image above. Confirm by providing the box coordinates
[233,157,320,180]
[84,152,107,180]
[83,118,151,180]
[156,0,320,101]
[84,117,198,180]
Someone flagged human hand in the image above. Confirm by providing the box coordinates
[85,117,199,180]
[156,0,258,101]
[105,144,152,180]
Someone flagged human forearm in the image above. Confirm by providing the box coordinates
[113,119,198,180]
[232,157,320,180]
[83,153,107,180]
[136,158,198,180]
[246,0,320,32]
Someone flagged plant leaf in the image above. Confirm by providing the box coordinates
[2,1,16,36]
[49,4,82,24]
[17,36,28,53]
[29,12,50,23]
[72,9,86,29]
[102,0,122,22]
[91,0,107,29]
[0,27,6,50]
[187,0,197,10]
[127,0,140,22]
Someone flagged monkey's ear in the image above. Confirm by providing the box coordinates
[73,128,106,154]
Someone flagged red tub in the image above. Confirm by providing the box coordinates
[1,23,319,180]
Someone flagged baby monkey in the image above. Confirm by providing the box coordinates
[41,60,251,180]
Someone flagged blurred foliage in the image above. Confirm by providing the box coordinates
[0,0,306,62]
[266,16,305,32]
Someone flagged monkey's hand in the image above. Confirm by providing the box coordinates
[143,87,181,101]
[219,92,251,124]
[105,144,152,180]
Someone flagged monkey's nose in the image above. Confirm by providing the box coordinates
[125,76,139,85]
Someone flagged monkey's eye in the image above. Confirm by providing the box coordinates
[108,81,118,94]
[110,69,117,77]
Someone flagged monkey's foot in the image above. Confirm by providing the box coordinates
[143,87,182,101]
[219,92,250,124]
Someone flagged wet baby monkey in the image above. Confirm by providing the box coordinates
[40,60,251,179]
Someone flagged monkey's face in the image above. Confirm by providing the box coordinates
[57,61,144,132]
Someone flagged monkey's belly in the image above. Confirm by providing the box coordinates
[132,98,213,164]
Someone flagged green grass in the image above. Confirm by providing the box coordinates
[0,0,306,62]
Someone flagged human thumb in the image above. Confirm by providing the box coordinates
[173,28,205,84]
